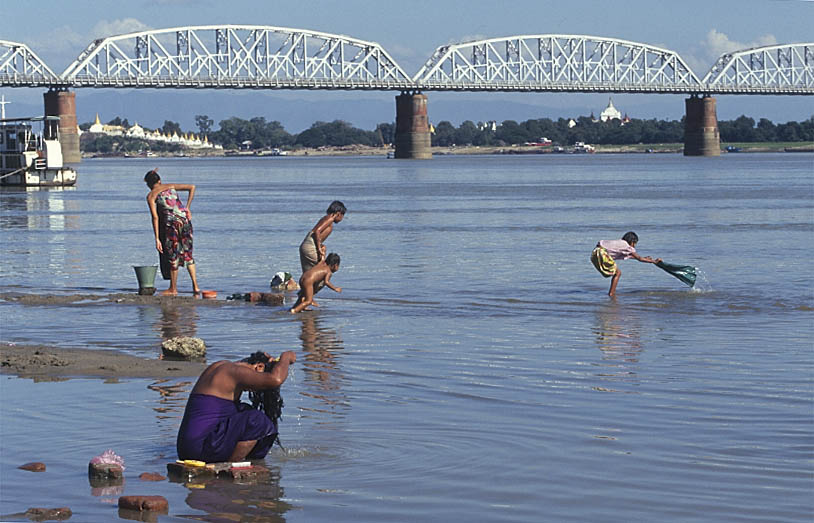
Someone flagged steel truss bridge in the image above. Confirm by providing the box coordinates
[1,26,812,95]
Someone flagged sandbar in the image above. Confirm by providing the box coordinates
[1,342,206,380]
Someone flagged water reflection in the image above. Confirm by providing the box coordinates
[154,301,199,340]
[147,379,194,440]
[298,315,349,419]
[592,302,643,391]
[175,468,294,522]
[0,186,78,230]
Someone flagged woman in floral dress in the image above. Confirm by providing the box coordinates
[145,169,201,295]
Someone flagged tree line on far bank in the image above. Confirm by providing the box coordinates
[80,114,814,153]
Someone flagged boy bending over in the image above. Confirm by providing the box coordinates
[291,253,342,313]
[591,231,661,297]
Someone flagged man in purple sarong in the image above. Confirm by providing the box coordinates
[177,350,296,463]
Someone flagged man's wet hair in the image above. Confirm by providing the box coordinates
[243,351,285,430]
[144,169,160,189]
[327,201,346,215]
[622,231,639,245]
[325,253,340,266]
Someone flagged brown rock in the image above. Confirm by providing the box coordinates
[247,292,284,305]
[224,464,271,482]
[260,293,284,305]
[88,462,123,480]
[24,507,72,520]
[118,495,169,512]
[166,461,215,482]
[19,462,46,472]
[138,472,166,482]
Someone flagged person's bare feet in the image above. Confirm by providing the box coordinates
[160,289,177,296]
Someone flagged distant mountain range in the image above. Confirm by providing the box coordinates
[3,89,809,134]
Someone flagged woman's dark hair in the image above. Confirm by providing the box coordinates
[325,252,341,266]
[144,169,160,189]
[326,201,346,215]
[622,231,639,244]
[244,351,285,426]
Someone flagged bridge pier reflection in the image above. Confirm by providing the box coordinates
[684,94,720,156]
[394,91,431,159]
[43,88,81,164]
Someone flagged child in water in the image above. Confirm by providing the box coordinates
[290,253,342,313]
[591,231,662,296]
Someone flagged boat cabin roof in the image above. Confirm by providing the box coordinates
[1,116,60,123]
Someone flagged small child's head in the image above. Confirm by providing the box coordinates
[327,201,346,221]
[325,252,341,271]
[622,231,639,246]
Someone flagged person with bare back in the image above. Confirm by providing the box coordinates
[290,253,342,313]
[299,201,346,275]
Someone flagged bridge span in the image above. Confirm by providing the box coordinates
[2,26,812,159]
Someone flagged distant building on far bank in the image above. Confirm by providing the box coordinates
[569,99,630,127]
[600,98,624,123]
[86,113,221,149]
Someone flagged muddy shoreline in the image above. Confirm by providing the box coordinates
[0,292,247,380]
[0,342,207,380]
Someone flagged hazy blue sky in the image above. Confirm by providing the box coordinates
[2,0,812,129]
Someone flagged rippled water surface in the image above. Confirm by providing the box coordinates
[1,154,813,522]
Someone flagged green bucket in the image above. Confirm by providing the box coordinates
[133,265,158,289]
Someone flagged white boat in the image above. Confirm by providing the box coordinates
[573,142,596,154]
[1,116,77,186]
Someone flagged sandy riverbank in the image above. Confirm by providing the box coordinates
[83,141,812,159]
[0,342,206,380]
[0,292,275,380]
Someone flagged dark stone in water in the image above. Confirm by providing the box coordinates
[167,461,271,483]
[24,507,72,521]
[88,462,123,480]
[19,462,46,472]
[137,287,156,296]
[138,472,166,481]
[118,495,169,512]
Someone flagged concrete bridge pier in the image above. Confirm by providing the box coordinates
[684,94,720,156]
[43,88,81,164]
[394,91,431,159]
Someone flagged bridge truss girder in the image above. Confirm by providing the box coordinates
[413,35,703,93]
[703,43,814,94]
[0,40,61,87]
[60,25,414,90]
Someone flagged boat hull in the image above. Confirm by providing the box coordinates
[0,167,77,187]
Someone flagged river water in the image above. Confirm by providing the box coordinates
[1,153,812,522]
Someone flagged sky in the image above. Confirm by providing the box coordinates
[1,0,812,131]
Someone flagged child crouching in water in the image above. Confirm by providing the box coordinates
[290,253,342,313]
[591,231,661,296]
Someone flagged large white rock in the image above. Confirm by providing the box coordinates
[161,337,206,360]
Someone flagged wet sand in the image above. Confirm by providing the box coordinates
[0,342,206,380]
[0,291,288,380]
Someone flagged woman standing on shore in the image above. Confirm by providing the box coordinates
[145,168,201,295]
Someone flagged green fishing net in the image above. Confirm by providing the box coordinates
[656,261,697,287]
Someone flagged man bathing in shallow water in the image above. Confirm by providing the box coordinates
[177,350,296,463]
